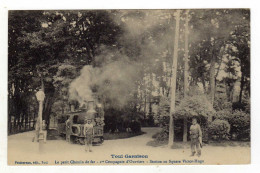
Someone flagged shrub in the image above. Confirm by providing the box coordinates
[175,94,215,119]
[208,119,230,141]
[214,110,232,121]
[213,92,233,111]
[232,101,247,112]
[129,121,141,133]
[155,131,169,142]
[229,110,250,140]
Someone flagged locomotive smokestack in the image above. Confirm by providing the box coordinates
[86,101,96,120]
[71,105,75,112]
[88,101,94,111]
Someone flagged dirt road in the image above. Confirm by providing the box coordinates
[8,127,250,165]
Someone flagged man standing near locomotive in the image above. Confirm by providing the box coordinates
[83,118,94,152]
[189,117,202,157]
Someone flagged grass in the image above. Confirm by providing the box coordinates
[103,131,145,140]
[149,131,250,148]
[208,140,250,147]
[147,139,250,148]
[47,129,63,140]
[147,140,191,149]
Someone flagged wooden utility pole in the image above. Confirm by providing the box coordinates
[168,10,180,147]
[183,10,190,142]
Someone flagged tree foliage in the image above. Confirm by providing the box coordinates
[8,9,250,140]
[208,119,230,140]
[176,94,215,119]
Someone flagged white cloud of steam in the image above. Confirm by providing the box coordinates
[69,51,141,108]
[69,10,176,108]
[69,66,95,106]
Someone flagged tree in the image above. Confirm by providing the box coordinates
[183,10,190,142]
[227,10,250,103]
[168,10,180,147]
[188,9,250,110]
[8,10,122,131]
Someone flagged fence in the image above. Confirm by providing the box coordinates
[8,117,37,135]
[8,115,58,135]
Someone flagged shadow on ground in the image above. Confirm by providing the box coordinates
[47,129,64,140]
[46,129,146,141]
[146,138,250,149]
[146,140,191,149]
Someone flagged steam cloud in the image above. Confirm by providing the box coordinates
[69,10,176,108]
[68,46,142,108]
[69,66,95,105]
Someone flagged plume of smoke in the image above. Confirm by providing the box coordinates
[69,10,177,109]
[69,48,141,108]
[69,66,95,106]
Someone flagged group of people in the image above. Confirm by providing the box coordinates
[81,117,203,156]
[33,116,202,156]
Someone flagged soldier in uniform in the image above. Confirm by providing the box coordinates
[189,117,202,157]
[83,119,94,152]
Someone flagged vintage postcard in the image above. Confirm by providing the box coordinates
[7,9,250,165]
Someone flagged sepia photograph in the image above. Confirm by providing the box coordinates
[7,9,250,165]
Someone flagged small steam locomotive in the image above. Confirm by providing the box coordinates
[57,101,105,145]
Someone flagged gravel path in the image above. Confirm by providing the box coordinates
[8,127,250,165]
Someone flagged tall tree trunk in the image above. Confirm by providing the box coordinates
[144,75,147,118]
[201,76,207,93]
[215,47,224,84]
[138,90,143,112]
[168,10,180,147]
[209,57,216,105]
[43,82,55,130]
[8,115,12,134]
[149,72,153,115]
[148,72,153,126]
[239,71,245,103]
[8,96,12,135]
[183,9,189,143]
[209,48,216,122]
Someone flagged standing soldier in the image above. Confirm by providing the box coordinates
[84,119,94,152]
[189,117,202,157]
